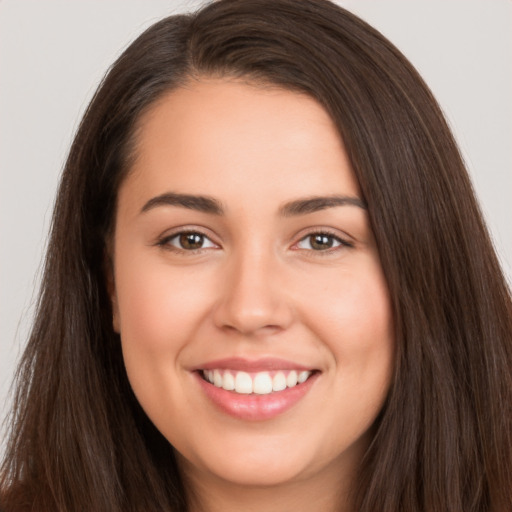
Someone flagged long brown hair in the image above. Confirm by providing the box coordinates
[2,1,511,511]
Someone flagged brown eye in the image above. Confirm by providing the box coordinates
[160,231,217,251]
[309,234,334,250]
[179,232,205,250]
[296,232,351,251]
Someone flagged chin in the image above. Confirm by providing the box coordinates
[195,455,310,488]
[175,428,340,489]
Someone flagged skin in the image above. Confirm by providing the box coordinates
[110,79,394,512]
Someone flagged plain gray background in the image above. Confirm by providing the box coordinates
[1,1,511,447]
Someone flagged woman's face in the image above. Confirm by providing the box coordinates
[111,79,394,490]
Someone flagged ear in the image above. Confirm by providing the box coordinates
[104,249,120,334]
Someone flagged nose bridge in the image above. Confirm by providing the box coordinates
[214,237,292,335]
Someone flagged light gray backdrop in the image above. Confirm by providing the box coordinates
[1,1,511,448]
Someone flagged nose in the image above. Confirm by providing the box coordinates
[213,245,294,336]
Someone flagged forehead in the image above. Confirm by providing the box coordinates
[119,79,360,215]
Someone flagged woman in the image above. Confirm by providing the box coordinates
[1,0,511,511]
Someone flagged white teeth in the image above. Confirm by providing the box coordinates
[222,371,235,391]
[235,371,253,394]
[253,372,273,394]
[272,372,287,392]
[297,370,310,384]
[286,370,298,387]
[202,369,313,394]
[213,369,223,387]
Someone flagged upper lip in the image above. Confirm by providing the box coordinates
[195,357,317,372]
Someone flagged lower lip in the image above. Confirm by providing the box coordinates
[195,371,319,421]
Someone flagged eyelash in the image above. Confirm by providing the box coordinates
[156,229,217,253]
[156,229,354,254]
[293,230,354,253]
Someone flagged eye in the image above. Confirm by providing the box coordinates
[295,232,352,251]
[159,231,217,251]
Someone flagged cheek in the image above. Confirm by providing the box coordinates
[298,256,394,406]
[114,255,215,364]
[299,257,393,352]
[113,255,221,425]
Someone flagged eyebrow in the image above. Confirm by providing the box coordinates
[140,192,366,216]
[141,193,224,215]
[279,195,367,216]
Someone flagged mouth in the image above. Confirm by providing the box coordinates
[200,368,314,395]
[194,358,320,421]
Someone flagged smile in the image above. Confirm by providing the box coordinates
[202,369,313,395]
[195,359,319,421]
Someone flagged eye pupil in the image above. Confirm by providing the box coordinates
[310,234,333,250]
[180,233,204,250]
